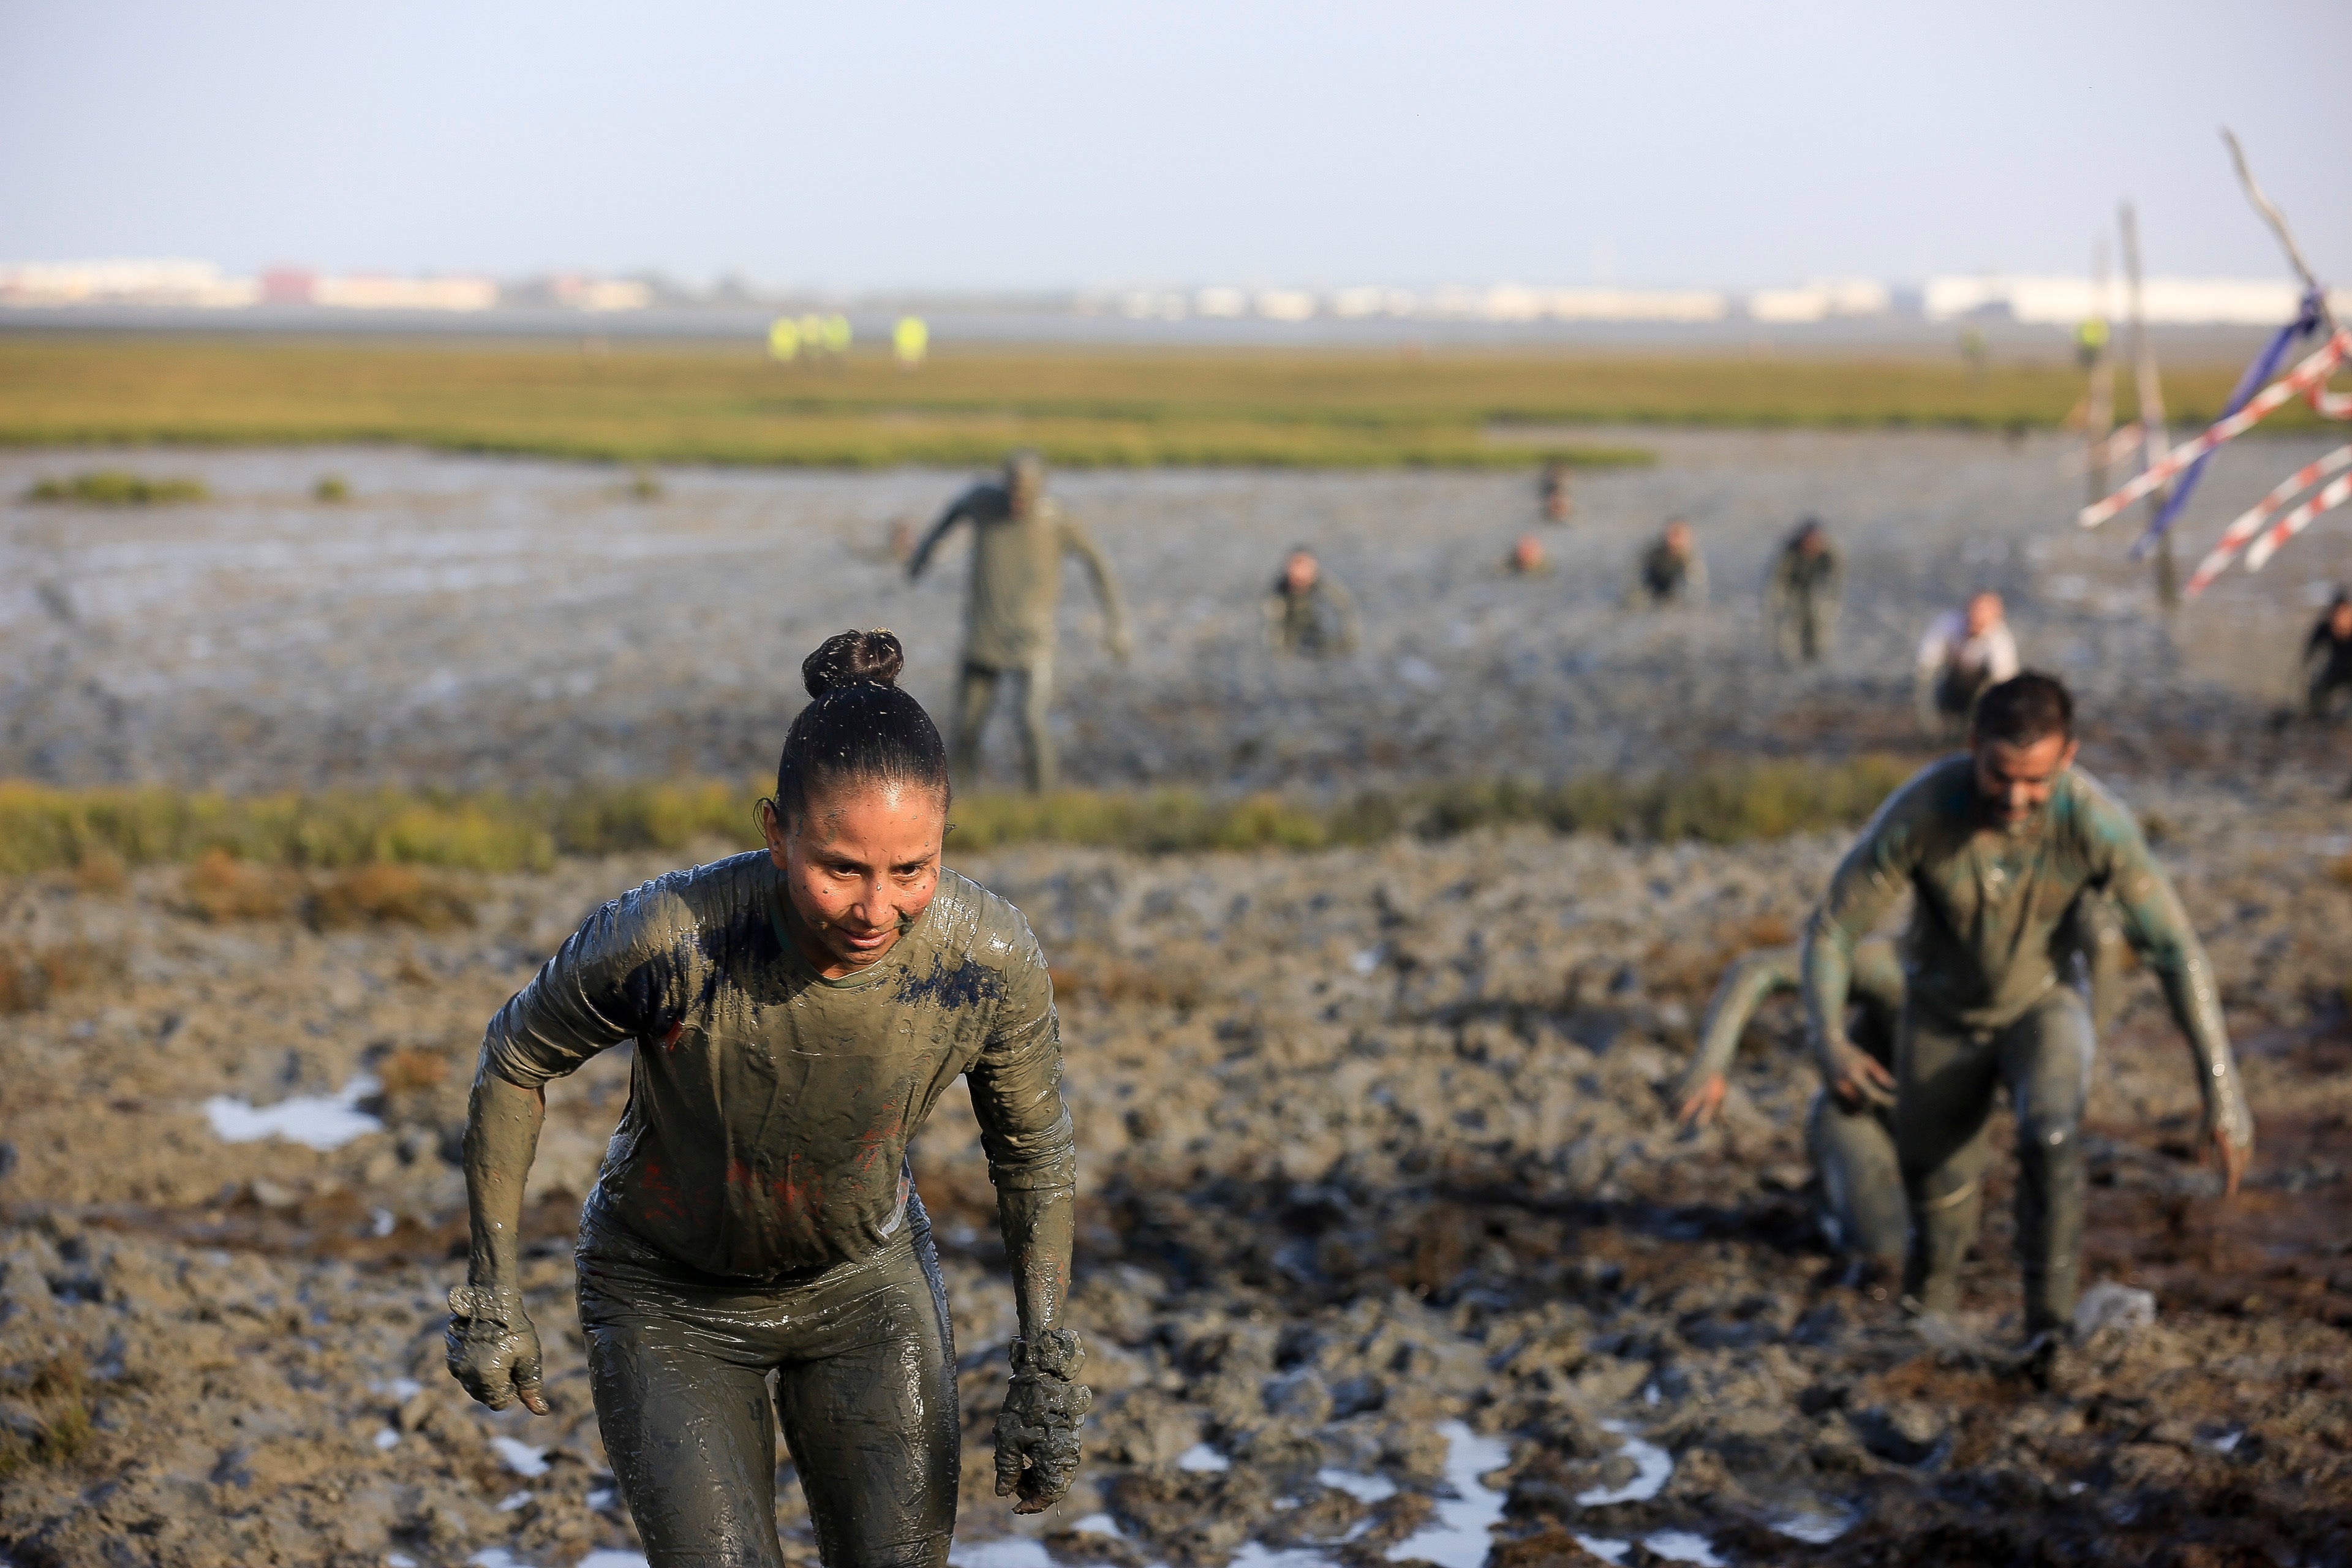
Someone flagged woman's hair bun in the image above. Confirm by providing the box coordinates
[802,629,905,698]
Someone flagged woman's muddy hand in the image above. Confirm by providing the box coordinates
[445,1283,550,1415]
[995,1329,1093,1514]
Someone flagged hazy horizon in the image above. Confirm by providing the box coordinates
[3,0,2346,293]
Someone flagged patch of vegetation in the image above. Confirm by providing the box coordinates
[310,863,475,930]
[24,469,208,505]
[0,938,116,1014]
[0,336,2302,474]
[312,473,351,501]
[0,1354,96,1478]
[0,756,1924,883]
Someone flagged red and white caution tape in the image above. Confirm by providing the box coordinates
[2245,470,2352,571]
[2078,328,2352,529]
[2185,445,2352,594]
[2062,422,2144,477]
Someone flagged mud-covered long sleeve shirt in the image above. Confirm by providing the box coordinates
[481,853,1074,1280]
[1801,756,2252,1147]
[1682,940,1904,1098]
[908,484,1128,669]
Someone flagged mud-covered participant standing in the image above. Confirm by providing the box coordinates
[1803,673,2253,1336]
[1915,591,2017,736]
[1677,913,2124,1278]
[2302,589,2352,721]
[1632,519,1708,606]
[1537,459,1574,524]
[446,632,1090,1568]
[909,451,1131,792]
[1266,546,1360,655]
[1767,518,1842,665]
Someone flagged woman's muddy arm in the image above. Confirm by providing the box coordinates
[446,1056,552,1415]
[998,1185,1075,1340]
[971,944,1090,1512]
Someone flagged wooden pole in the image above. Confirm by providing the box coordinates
[2223,127,2337,334]
[2086,235,2115,506]
[2120,203,2179,610]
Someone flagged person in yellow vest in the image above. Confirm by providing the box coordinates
[895,315,929,366]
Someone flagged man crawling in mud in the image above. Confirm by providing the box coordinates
[1802,672,2253,1338]
[1675,905,2122,1289]
[445,630,1090,1568]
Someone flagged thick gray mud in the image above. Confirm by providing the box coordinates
[5,791,2350,1566]
[5,439,2350,1564]
[4,432,2350,792]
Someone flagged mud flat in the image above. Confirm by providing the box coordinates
[5,780,2350,1566]
[4,432,2350,795]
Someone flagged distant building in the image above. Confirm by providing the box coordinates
[1747,279,1890,323]
[549,275,650,312]
[1925,274,2352,326]
[1476,285,1728,323]
[0,258,257,308]
[312,274,497,311]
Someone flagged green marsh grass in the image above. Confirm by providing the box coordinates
[0,756,1925,880]
[24,469,209,504]
[2,336,2283,470]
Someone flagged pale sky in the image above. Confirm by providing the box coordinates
[3,0,2346,291]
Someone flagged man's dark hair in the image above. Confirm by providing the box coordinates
[772,629,949,827]
[1973,671,2074,747]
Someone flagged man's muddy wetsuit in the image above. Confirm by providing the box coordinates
[1265,576,1359,656]
[1768,540,1842,664]
[910,483,1128,793]
[1803,757,2253,1333]
[2304,611,2352,720]
[466,854,1079,1568]
[1683,919,2124,1269]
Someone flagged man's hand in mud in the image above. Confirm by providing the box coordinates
[2207,1125,2251,1199]
[445,1284,549,1415]
[1675,1073,1727,1130]
[995,1329,1093,1515]
[1826,1041,1896,1111]
[1107,628,1134,665]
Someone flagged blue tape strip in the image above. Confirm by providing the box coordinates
[2132,290,2324,557]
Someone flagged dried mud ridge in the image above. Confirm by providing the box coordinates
[6,780,2351,1567]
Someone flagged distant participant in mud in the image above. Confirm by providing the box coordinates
[1632,519,1708,607]
[2302,589,2352,722]
[1538,459,1574,524]
[1266,545,1360,655]
[909,450,1131,793]
[1767,517,1842,665]
[1915,590,2018,736]
[1803,673,2253,1338]
[445,631,1089,1567]
[1677,911,2125,1281]
[1505,533,1551,576]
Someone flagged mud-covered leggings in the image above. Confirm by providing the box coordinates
[1895,987,2093,1333]
[1806,1091,1907,1270]
[954,659,1055,793]
[575,1196,959,1568]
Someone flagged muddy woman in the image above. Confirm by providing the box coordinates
[445,629,1089,1568]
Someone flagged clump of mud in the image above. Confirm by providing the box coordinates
[4,778,2349,1566]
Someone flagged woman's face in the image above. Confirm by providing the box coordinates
[766,780,948,976]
